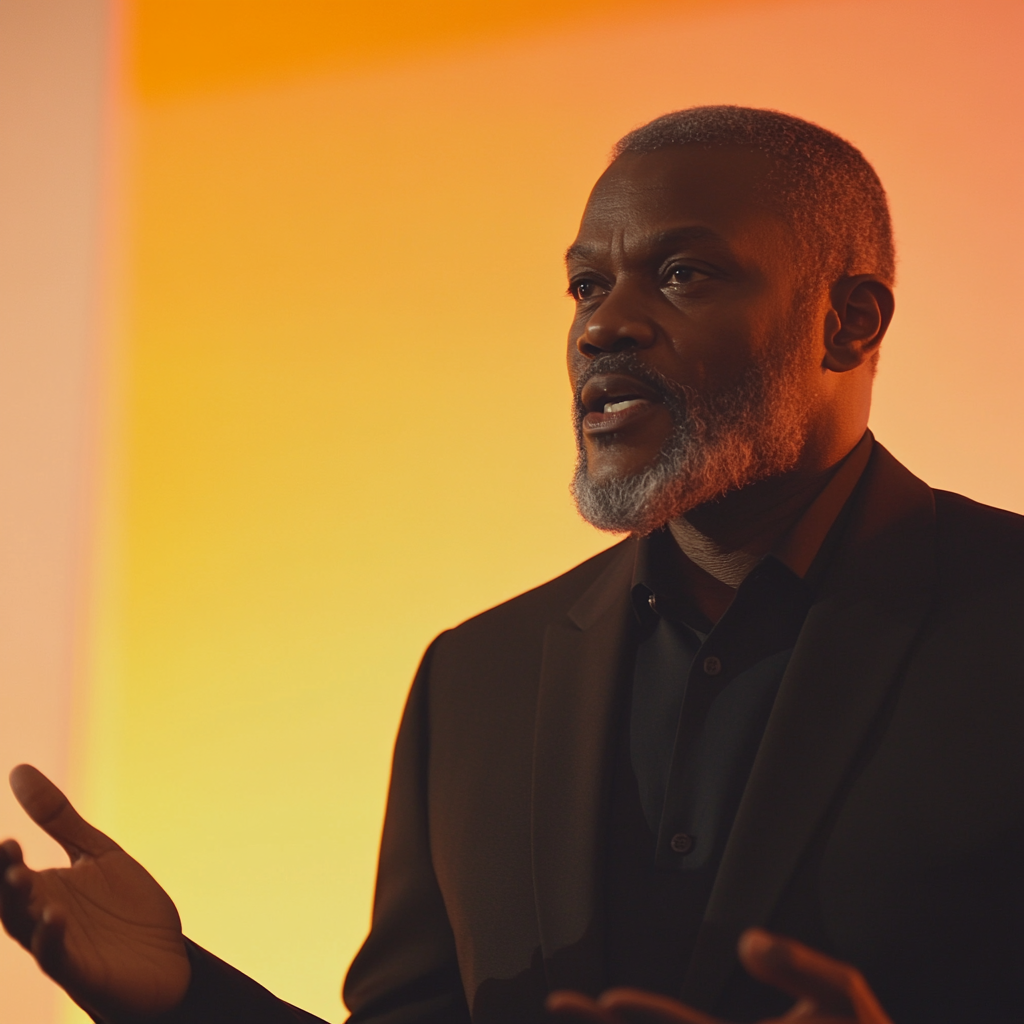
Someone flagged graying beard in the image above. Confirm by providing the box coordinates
[570,354,808,536]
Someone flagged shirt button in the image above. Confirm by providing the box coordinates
[670,832,695,855]
[703,655,722,676]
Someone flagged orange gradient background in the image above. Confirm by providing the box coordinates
[1,2,1021,1022]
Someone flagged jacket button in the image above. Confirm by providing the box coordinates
[670,832,694,855]
[703,655,722,676]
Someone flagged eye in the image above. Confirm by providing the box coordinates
[568,278,608,302]
[665,265,710,287]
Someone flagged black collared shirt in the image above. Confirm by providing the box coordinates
[604,529,815,995]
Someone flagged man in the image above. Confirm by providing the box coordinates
[3,106,1023,1024]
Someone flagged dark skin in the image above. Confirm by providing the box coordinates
[546,928,893,1024]
[556,145,895,1021]
[0,765,189,1021]
[0,146,894,1022]
[568,146,893,622]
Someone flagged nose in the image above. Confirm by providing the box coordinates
[575,283,656,359]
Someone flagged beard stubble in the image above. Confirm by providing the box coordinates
[570,332,814,536]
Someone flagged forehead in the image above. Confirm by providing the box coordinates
[573,145,786,255]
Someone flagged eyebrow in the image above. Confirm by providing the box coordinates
[564,225,728,265]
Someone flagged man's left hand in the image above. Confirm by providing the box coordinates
[545,928,893,1024]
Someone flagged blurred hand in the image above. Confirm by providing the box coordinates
[0,765,190,1021]
[546,928,892,1024]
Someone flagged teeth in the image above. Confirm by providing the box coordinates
[604,399,646,414]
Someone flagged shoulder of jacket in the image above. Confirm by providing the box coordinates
[439,537,632,644]
[932,488,1024,597]
[934,488,1024,542]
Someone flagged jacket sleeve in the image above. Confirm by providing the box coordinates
[343,633,471,1024]
[139,940,332,1023]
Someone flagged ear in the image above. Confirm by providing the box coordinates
[823,276,895,372]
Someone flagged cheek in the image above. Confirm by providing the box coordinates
[662,315,756,393]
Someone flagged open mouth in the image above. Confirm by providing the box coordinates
[580,373,662,435]
[602,398,649,414]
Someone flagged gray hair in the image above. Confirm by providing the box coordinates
[613,106,896,288]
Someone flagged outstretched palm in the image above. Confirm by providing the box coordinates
[547,929,893,1024]
[0,765,189,1022]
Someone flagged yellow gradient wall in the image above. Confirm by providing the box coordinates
[69,2,1022,1021]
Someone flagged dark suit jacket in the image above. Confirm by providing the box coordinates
[169,445,1024,1023]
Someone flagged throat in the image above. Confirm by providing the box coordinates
[668,517,763,589]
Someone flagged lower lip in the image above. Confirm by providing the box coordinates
[582,400,657,435]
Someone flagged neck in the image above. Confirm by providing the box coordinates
[667,518,762,589]
[681,463,842,559]
[666,456,849,616]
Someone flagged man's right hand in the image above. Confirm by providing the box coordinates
[0,764,190,1022]
[547,929,892,1024]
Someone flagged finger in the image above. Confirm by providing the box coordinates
[738,930,891,1023]
[0,838,25,872]
[546,990,621,1023]
[0,848,38,949]
[599,988,722,1024]
[739,930,852,1009]
[9,765,117,861]
[32,903,69,982]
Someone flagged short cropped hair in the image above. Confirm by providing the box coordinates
[613,106,896,288]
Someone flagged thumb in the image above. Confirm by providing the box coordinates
[9,765,118,862]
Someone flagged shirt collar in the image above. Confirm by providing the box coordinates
[630,431,874,625]
[772,430,874,580]
[631,530,698,629]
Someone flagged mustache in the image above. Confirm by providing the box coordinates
[572,352,690,419]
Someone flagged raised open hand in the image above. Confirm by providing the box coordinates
[0,765,189,1022]
[546,928,892,1024]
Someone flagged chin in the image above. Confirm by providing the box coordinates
[572,452,688,537]
[584,447,663,486]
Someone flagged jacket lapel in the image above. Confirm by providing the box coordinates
[531,540,636,995]
[681,445,938,1009]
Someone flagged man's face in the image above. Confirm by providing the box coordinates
[566,145,821,534]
